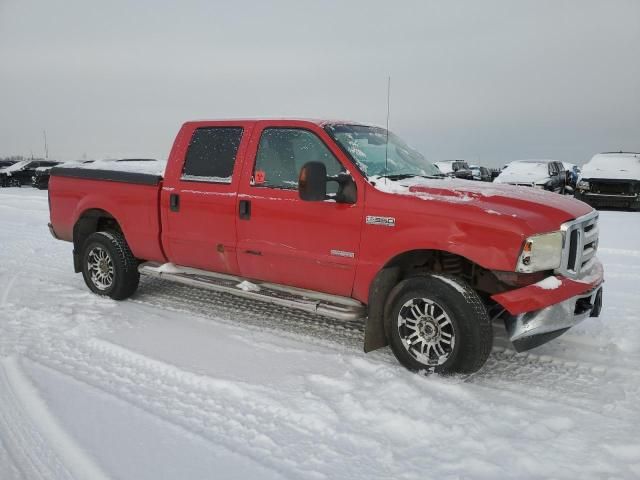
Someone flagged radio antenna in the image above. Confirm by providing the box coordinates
[384,76,391,182]
[43,130,49,159]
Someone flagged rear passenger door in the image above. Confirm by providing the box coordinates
[161,123,252,274]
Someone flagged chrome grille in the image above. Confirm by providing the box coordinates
[557,211,599,278]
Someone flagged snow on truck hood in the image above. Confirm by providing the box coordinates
[580,154,640,181]
[371,176,592,228]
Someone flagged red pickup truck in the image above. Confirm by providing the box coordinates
[48,119,604,374]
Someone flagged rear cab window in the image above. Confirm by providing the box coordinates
[182,127,244,183]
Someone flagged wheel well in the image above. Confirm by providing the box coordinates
[364,249,502,354]
[72,209,123,272]
[382,249,499,294]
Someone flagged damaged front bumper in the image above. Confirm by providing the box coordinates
[491,258,604,352]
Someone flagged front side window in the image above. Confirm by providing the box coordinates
[182,127,243,183]
[253,128,343,191]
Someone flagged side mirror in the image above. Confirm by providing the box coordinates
[299,162,327,201]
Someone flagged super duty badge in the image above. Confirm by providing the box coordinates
[366,215,396,227]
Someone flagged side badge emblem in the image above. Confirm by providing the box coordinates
[366,215,396,227]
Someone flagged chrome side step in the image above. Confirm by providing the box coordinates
[138,262,367,321]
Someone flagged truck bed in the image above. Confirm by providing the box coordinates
[48,165,166,263]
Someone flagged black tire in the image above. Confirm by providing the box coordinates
[81,231,140,300]
[384,274,492,374]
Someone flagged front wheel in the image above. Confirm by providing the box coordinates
[385,274,492,374]
[81,231,140,300]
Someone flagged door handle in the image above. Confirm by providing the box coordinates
[239,199,251,220]
[170,193,180,212]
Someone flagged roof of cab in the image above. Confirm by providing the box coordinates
[182,118,368,127]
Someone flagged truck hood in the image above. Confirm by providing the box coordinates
[371,177,591,230]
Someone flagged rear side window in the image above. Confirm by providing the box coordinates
[253,128,343,192]
[182,127,243,183]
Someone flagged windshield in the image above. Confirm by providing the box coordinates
[1,160,30,173]
[326,124,442,178]
[452,161,469,171]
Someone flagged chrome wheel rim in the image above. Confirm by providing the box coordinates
[87,246,114,291]
[397,298,455,366]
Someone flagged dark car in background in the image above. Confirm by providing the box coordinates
[0,160,18,169]
[469,164,492,182]
[31,165,59,189]
[0,160,61,187]
[494,159,568,193]
[434,160,474,180]
[575,152,640,210]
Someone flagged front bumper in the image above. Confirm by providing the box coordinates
[575,191,639,209]
[491,258,604,352]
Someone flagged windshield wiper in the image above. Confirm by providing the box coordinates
[378,173,444,180]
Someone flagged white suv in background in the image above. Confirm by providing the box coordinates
[495,159,567,193]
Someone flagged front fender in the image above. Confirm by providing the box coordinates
[352,218,524,303]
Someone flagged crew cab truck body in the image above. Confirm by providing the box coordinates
[48,119,604,373]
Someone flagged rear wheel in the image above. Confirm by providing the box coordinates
[81,231,139,300]
[385,274,492,374]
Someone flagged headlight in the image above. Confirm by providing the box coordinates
[577,180,590,190]
[516,231,563,273]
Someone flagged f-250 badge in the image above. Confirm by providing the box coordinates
[366,215,396,227]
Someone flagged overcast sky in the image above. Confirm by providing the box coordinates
[1,0,638,166]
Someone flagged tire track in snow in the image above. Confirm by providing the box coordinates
[0,357,108,480]
[24,337,640,480]
[598,247,640,258]
[5,265,637,413]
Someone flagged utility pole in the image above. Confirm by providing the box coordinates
[43,130,49,159]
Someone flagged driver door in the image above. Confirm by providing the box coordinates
[236,123,364,297]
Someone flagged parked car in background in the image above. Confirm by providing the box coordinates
[32,165,60,189]
[575,152,640,210]
[434,160,474,180]
[562,162,580,189]
[489,167,501,181]
[494,159,568,193]
[469,164,492,182]
[0,160,18,169]
[0,160,61,187]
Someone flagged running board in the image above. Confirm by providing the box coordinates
[138,262,366,321]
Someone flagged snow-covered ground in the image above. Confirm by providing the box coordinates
[1,188,639,479]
